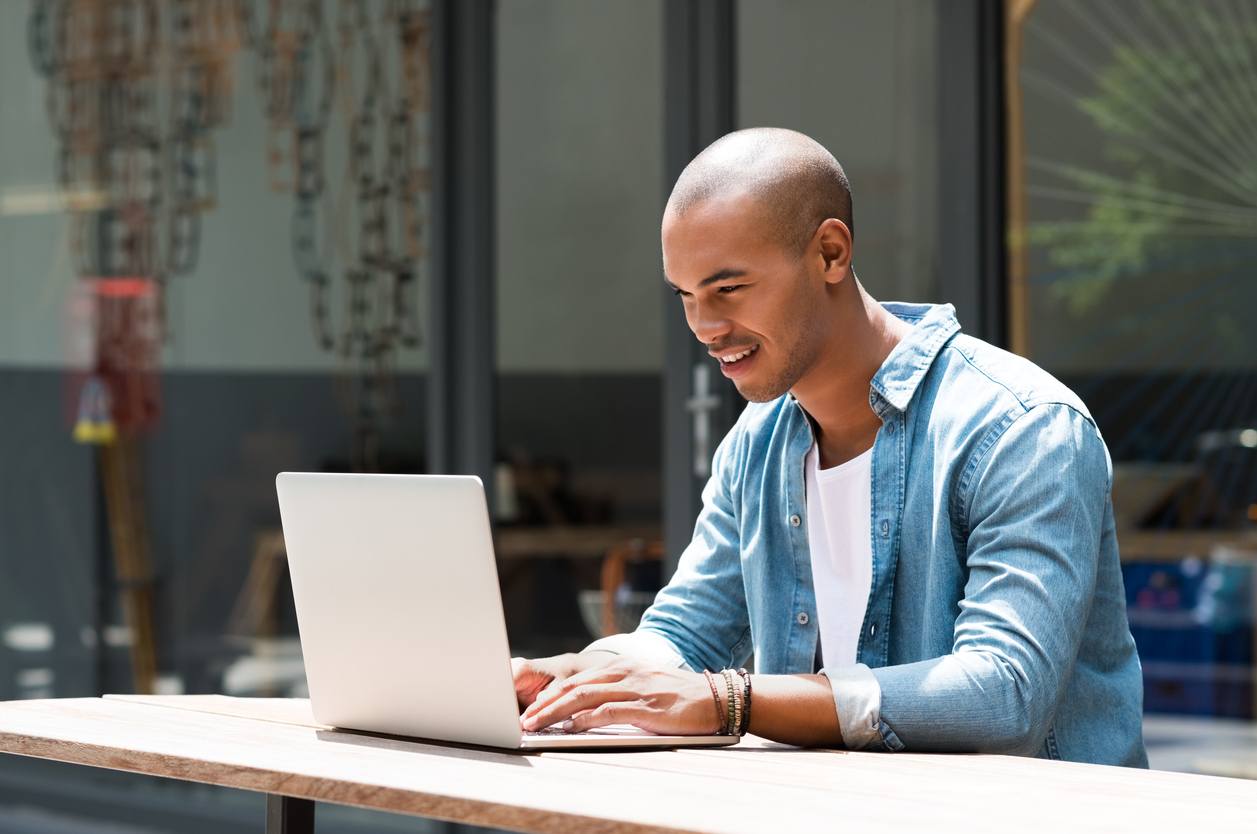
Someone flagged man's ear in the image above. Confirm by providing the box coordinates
[815,218,853,284]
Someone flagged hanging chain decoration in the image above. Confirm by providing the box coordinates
[27,0,246,696]
[244,0,430,470]
[166,0,244,275]
[245,0,335,339]
[29,0,247,440]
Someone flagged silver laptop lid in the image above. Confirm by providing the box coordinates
[276,472,524,749]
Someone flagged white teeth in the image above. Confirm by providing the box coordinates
[719,346,757,363]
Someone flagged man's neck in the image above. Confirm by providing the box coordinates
[792,284,912,469]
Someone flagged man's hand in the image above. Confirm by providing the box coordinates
[511,651,619,710]
[519,657,722,735]
[516,656,847,745]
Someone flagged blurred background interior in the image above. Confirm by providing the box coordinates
[0,0,1255,831]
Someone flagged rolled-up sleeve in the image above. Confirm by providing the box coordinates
[821,664,888,750]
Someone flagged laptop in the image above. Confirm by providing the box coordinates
[275,472,737,751]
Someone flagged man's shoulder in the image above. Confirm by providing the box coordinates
[934,333,1094,424]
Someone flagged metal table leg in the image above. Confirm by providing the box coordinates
[266,794,315,834]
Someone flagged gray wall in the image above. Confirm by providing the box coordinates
[737,0,941,306]
[496,0,666,373]
[0,372,97,699]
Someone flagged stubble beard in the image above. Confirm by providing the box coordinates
[732,315,827,403]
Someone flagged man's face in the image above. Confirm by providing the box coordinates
[662,193,829,403]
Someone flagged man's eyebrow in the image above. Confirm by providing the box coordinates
[664,269,748,292]
[700,268,748,287]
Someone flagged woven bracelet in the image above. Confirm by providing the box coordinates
[721,669,739,737]
[703,669,727,734]
[738,668,752,735]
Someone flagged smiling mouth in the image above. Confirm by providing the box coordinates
[715,345,759,365]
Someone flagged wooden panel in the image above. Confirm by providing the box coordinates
[1,697,1255,833]
[1117,530,1257,563]
[495,524,662,559]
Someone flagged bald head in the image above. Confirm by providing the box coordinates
[666,128,853,257]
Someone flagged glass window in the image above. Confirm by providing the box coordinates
[1011,0,1257,719]
[495,0,665,656]
[0,1,448,827]
[1,0,429,702]
[737,0,940,304]
[0,0,457,825]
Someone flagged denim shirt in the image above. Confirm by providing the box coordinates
[589,303,1148,767]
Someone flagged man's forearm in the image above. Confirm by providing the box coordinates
[746,674,845,747]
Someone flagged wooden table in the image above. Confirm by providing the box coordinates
[0,696,1254,834]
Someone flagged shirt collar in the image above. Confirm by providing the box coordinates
[869,303,961,414]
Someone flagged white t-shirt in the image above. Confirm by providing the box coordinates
[804,442,874,669]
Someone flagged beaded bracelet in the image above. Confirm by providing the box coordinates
[703,669,728,734]
[722,669,743,737]
[721,669,738,737]
[738,668,752,735]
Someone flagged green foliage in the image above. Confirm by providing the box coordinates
[1028,0,1257,316]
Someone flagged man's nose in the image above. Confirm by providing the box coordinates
[688,300,732,345]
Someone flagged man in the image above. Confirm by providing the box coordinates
[513,128,1147,766]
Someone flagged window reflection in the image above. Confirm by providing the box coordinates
[738,0,940,305]
[1,1,430,705]
[495,0,666,656]
[1012,0,1257,719]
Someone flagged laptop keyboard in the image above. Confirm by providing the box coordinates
[524,724,653,738]
[525,726,573,736]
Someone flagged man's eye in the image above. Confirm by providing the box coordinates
[717,285,741,294]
